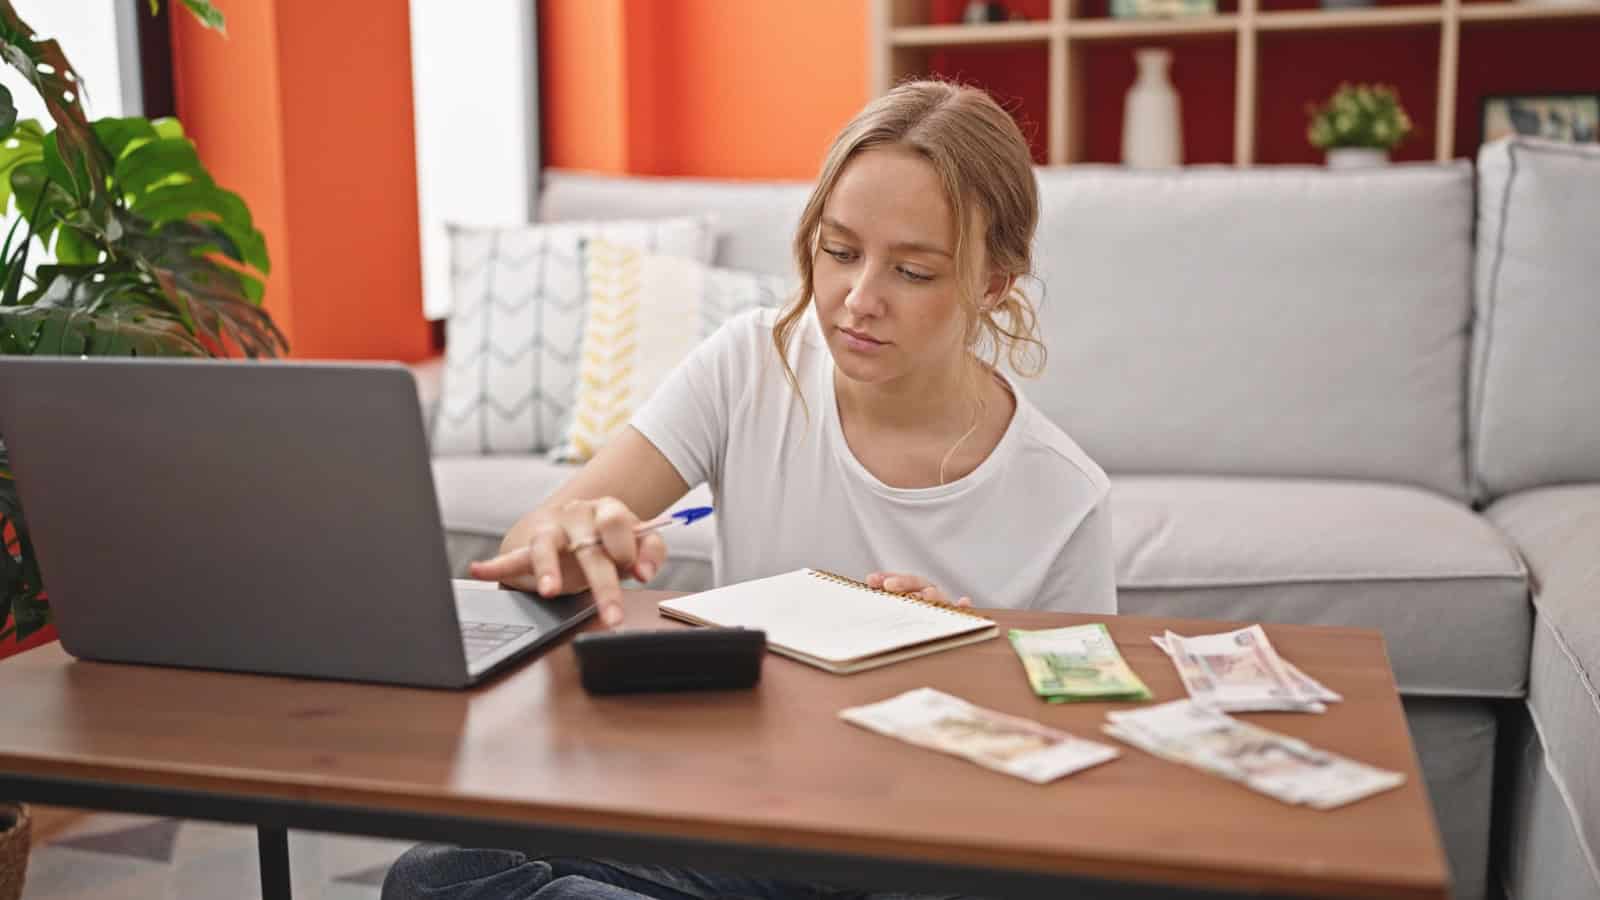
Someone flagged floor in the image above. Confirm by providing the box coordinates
[22,809,412,900]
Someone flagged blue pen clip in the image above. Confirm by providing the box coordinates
[670,506,714,526]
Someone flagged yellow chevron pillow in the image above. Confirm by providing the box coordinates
[556,238,790,462]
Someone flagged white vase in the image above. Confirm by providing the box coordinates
[1325,147,1390,168]
[1122,48,1183,168]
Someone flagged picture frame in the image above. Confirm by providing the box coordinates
[1480,92,1600,145]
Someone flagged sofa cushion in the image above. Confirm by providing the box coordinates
[1112,476,1528,697]
[1486,485,1600,880]
[538,170,812,276]
[1030,164,1474,500]
[1471,138,1600,501]
[431,456,715,593]
[432,217,716,457]
[557,239,791,462]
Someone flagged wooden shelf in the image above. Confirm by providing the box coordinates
[1257,5,1446,30]
[869,0,1600,166]
[891,21,1057,46]
[1068,14,1240,39]
[1458,2,1600,21]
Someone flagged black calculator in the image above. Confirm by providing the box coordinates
[573,628,766,694]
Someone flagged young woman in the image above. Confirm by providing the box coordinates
[383,79,1114,900]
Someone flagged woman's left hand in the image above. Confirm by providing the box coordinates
[865,572,973,607]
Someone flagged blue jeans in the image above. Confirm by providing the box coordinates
[380,844,968,900]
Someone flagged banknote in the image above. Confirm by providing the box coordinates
[1009,624,1152,703]
[1105,700,1404,809]
[1152,633,1342,705]
[839,687,1120,784]
[1157,626,1325,712]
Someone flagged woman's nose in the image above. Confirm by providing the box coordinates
[843,266,886,318]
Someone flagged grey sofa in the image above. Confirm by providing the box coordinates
[418,136,1599,900]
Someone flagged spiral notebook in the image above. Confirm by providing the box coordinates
[658,568,998,674]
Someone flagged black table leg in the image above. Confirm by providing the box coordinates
[258,824,291,900]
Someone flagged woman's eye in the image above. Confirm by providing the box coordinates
[822,247,856,263]
[898,267,934,283]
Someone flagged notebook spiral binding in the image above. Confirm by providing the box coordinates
[807,569,991,620]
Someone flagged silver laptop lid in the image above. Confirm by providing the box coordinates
[0,356,471,688]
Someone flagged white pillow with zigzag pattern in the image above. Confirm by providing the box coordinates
[432,217,715,456]
[555,238,792,463]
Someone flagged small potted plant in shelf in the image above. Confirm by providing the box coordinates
[1307,83,1414,168]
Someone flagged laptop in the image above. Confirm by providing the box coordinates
[0,356,595,688]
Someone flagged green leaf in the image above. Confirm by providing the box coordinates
[40,131,81,203]
[9,160,73,249]
[150,117,185,141]
[0,83,14,140]
[10,585,48,641]
[84,213,285,355]
[179,0,227,33]
[134,183,268,274]
[115,136,204,197]
[0,546,22,631]
[0,118,45,215]
[53,225,98,264]
[92,116,159,163]
[0,211,34,307]
[235,269,264,303]
[0,295,209,357]
[0,471,19,526]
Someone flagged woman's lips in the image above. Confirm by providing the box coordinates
[838,326,887,350]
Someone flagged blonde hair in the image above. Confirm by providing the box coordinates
[772,79,1046,399]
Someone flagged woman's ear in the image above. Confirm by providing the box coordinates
[981,271,1014,312]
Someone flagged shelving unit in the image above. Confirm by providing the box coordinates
[870,0,1600,165]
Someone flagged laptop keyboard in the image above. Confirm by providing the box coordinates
[460,621,536,662]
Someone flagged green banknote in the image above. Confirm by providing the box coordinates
[1008,624,1153,703]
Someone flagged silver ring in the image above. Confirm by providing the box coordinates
[569,539,604,554]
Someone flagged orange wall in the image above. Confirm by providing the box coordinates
[172,1,868,359]
[172,1,431,361]
[541,0,629,174]
[170,0,295,344]
[272,2,429,360]
[541,0,870,180]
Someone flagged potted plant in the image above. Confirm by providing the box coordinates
[0,804,24,900]
[0,3,282,893]
[1307,83,1414,168]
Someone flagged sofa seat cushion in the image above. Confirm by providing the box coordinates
[431,456,716,593]
[1112,477,1529,697]
[1486,485,1600,881]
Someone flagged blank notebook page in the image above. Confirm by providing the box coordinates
[658,568,993,664]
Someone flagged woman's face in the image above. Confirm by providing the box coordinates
[813,146,983,390]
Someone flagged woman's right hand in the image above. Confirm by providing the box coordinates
[467,497,668,628]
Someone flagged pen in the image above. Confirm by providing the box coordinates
[568,506,714,552]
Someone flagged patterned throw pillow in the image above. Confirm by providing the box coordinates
[432,218,715,456]
[556,238,793,462]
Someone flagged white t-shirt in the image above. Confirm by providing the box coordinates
[631,307,1115,613]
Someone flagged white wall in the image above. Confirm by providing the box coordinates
[409,1,540,321]
[1,0,128,124]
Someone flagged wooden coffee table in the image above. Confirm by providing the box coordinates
[0,592,1448,899]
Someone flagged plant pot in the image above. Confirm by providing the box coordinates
[1326,147,1390,168]
[0,804,30,900]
